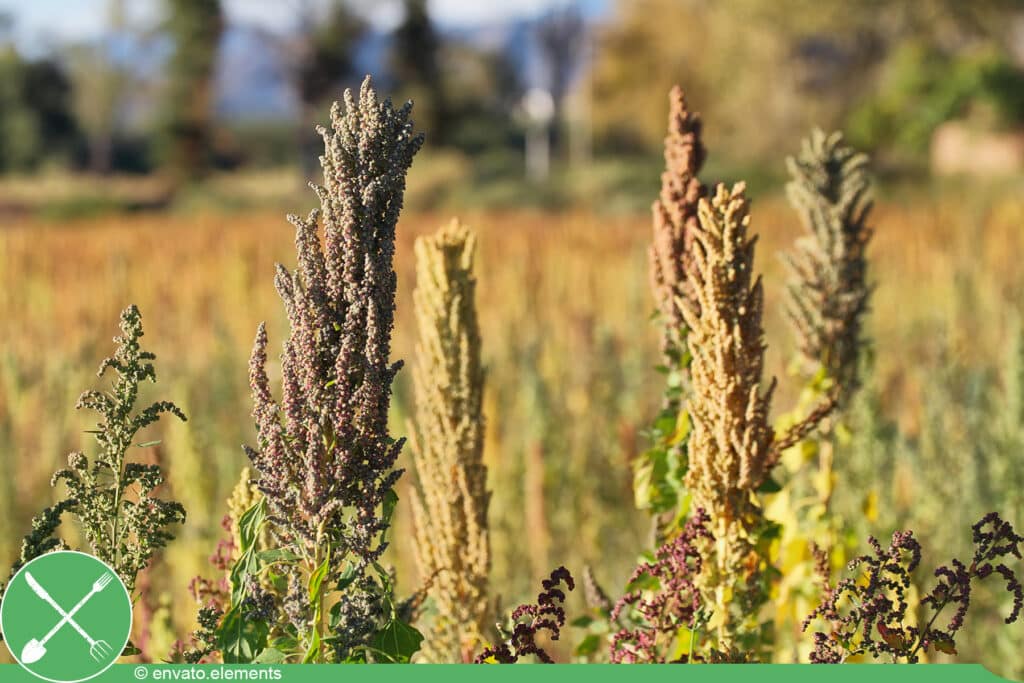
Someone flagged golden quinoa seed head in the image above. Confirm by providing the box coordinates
[680,182,776,645]
[678,182,836,648]
[409,219,491,662]
[683,183,774,496]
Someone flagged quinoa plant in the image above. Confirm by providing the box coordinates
[475,567,575,664]
[681,183,833,649]
[783,128,873,407]
[771,129,875,660]
[804,513,1024,663]
[609,508,713,663]
[222,76,423,664]
[634,85,708,543]
[409,220,492,663]
[8,304,186,594]
[180,467,264,663]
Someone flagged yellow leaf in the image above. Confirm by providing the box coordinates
[862,490,878,522]
[672,626,695,660]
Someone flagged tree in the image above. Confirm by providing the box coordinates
[161,0,224,183]
[390,0,448,144]
[0,46,82,172]
[65,0,129,175]
[290,0,366,179]
[536,5,584,158]
[588,0,1024,161]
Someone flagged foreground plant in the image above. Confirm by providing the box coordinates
[476,567,575,663]
[9,304,186,594]
[229,75,423,663]
[409,220,492,662]
[682,183,832,648]
[770,128,875,659]
[179,467,263,663]
[635,85,709,542]
[804,512,1024,663]
[610,508,712,663]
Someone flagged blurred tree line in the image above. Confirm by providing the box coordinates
[0,0,533,183]
[3,0,1024,182]
[589,0,1024,167]
[0,14,82,172]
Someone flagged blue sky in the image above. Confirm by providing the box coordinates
[0,0,604,54]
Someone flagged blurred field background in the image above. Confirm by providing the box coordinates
[2,0,1024,673]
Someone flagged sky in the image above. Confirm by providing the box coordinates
[0,0,604,54]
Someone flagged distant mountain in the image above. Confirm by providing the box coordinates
[216,0,609,120]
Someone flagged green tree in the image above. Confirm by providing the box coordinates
[390,0,448,144]
[588,0,1024,161]
[0,46,81,172]
[291,0,366,179]
[161,0,224,183]
[65,0,129,174]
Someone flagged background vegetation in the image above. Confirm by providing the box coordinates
[1,0,1024,674]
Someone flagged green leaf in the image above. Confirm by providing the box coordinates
[136,440,162,448]
[653,413,676,437]
[382,488,399,526]
[335,563,358,591]
[256,548,301,564]
[574,634,601,657]
[228,499,266,606]
[758,476,783,493]
[369,618,424,663]
[308,553,331,605]
[570,615,594,628]
[270,635,299,652]
[217,605,269,663]
[238,499,266,550]
[626,571,660,593]
[757,520,783,542]
[253,647,287,664]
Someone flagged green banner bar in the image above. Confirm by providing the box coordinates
[0,664,1012,683]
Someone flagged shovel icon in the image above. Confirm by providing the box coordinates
[20,572,114,664]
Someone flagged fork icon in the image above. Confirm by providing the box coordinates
[21,573,115,664]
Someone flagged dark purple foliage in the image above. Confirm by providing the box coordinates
[804,512,1023,663]
[476,567,576,663]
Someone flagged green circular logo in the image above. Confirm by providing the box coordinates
[1,551,132,683]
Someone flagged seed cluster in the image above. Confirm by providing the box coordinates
[610,508,712,663]
[783,129,873,404]
[245,75,422,654]
[475,566,575,664]
[409,220,491,662]
[805,512,1024,663]
[649,85,708,355]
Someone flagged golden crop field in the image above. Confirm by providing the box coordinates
[2,184,1023,668]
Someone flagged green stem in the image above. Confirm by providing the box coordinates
[109,438,128,579]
